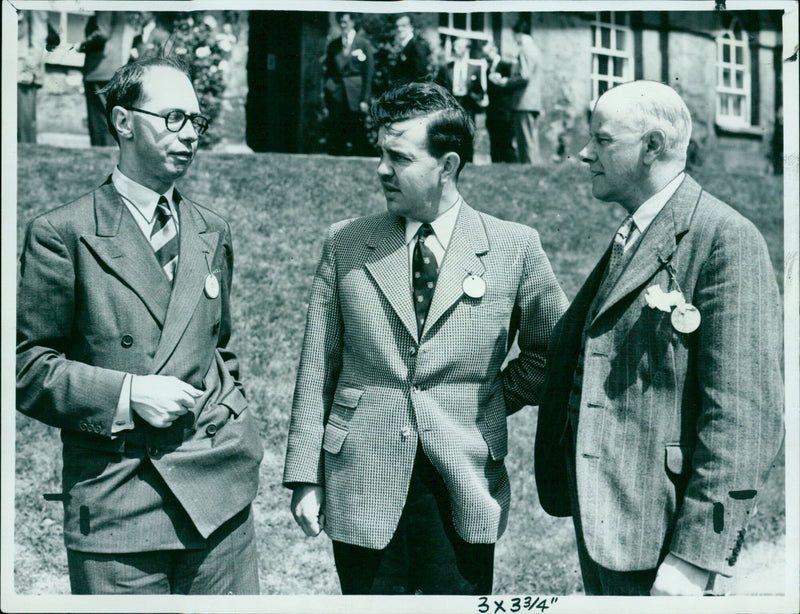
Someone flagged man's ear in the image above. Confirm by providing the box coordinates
[643,129,666,164]
[440,151,461,182]
[111,106,134,141]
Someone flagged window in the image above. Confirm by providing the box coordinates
[716,20,751,128]
[44,11,91,67]
[438,13,491,60]
[590,11,634,103]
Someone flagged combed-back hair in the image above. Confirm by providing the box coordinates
[98,56,192,143]
[371,81,474,174]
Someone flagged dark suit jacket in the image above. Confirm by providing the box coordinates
[435,61,484,114]
[80,12,129,82]
[16,180,263,552]
[534,176,784,575]
[485,60,525,122]
[393,36,429,83]
[284,203,568,549]
[323,32,375,112]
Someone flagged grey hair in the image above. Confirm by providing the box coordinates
[604,81,693,159]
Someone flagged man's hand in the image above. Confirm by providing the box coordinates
[291,484,325,537]
[359,101,369,114]
[650,553,710,596]
[130,374,202,428]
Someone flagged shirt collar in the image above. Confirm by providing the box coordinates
[399,32,413,48]
[112,166,176,223]
[632,172,685,234]
[405,198,462,249]
[343,29,356,47]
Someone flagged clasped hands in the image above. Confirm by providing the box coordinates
[130,374,203,428]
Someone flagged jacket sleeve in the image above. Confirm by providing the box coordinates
[16,215,127,435]
[283,224,344,486]
[360,40,375,104]
[503,229,569,415]
[216,221,243,394]
[667,216,784,575]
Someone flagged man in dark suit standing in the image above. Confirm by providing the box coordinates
[482,40,523,163]
[392,14,429,84]
[284,82,567,595]
[16,56,263,594]
[322,12,375,156]
[534,81,783,595]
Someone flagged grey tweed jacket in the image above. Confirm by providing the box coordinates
[535,175,784,576]
[284,202,568,549]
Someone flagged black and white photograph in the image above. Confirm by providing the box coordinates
[2,0,798,612]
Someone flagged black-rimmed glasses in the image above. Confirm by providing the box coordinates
[125,107,210,136]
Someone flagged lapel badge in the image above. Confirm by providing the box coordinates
[644,284,701,333]
[462,274,486,298]
[204,273,220,299]
[671,303,701,333]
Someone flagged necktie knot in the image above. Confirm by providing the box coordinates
[615,216,634,247]
[416,223,434,242]
[151,195,178,283]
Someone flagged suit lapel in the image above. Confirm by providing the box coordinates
[591,175,702,325]
[423,203,488,339]
[151,196,219,372]
[364,214,419,341]
[82,181,171,325]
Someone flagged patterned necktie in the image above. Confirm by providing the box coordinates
[412,223,439,336]
[151,195,179,282]
[607,215,634,275]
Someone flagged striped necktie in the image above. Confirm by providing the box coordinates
[607,215,634,275]
[151,195,179,282]
[412,223,439,336]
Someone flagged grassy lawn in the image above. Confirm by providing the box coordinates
[13,145,785,595]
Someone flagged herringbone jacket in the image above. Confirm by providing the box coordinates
[284,202,567,549]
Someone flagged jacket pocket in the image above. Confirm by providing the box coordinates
[322,422,348,454]
[665,443,691,476]
[333,386,364,409]
[219,386,248,417]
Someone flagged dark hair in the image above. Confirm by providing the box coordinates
[370,81,474,174]
[512,19,530,34]
[98,56,192,143]
[335,12,357,25]
[395,13,413,27]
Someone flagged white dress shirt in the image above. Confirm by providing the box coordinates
[342,28,356,52]
[405,198,462,288]
[110,167,178,433]
[626,172,685,252]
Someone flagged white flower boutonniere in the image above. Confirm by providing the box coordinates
[352,49,366,62]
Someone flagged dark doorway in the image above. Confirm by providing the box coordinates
[246,11,303,152]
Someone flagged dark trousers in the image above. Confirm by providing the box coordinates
[326,97,369,156]
[565,430,657,595]
[67,505,259,594]
[18,83,39,143]
[332,447,494,595]
[84,80,114,147]
[486,112,516,163]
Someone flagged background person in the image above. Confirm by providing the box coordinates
[392,14,430,84]
[511,20,543,164]
[482,40,523,163]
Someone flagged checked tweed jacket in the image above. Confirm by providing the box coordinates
[16,180,263,552]
[534,175,784,576]
[284,202,568,549]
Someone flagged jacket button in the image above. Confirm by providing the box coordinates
[121,334,134,348]
[401,426,411,439]
[148,447,159,457]
[409,347,417,356]
[205,424,218,437]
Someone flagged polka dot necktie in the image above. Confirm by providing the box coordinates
[412,223,439,337]
[607,215,634,275]
[151,196,179,283]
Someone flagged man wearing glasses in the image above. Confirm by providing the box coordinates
[16,56,263,594]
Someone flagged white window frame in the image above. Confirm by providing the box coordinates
[590,12,634,105]
[715,21,751,129]
[44,10,92,68]
[438,13,492,61]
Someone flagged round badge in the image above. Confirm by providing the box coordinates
[204,273,220,299]
[671,303,701,333]
[462,274,486,298]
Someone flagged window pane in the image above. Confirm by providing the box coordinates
[598,55,609,75]
[592,26,597,46]
[601,27,611,49]
[735,70,744,89]
[616,30,626,51]
[599,11,611,24]
[722,68,731,87]
[615,12,627,26]
[735,46,743,65]
[613,57,625,77]
[454,13,466,30]
[733,95,742,116]
[439,13,449,28]
[722,44,730,63]
[598,80,609,96]
[472,13,484,32]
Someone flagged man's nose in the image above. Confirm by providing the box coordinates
[376,156,391,178]
[579,142,593,164]
[178,120,199,143]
